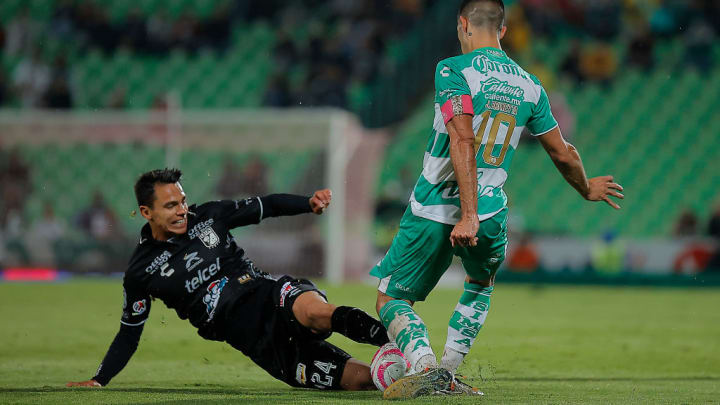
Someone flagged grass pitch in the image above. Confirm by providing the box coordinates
[1,279,718,404]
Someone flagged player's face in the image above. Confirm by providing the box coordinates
[145,182,188,239]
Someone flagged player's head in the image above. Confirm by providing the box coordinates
[457,0,506,53]
[135,168,188,239]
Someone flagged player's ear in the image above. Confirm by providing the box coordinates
[458,15,469,35]
[499,25,507,40]
[139,205,153,221]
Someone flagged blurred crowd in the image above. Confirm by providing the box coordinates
[0,0,436,109]
[507,0,719,87]
[0,145,130,271]
[0,0,717,110]
[261,0,437,108]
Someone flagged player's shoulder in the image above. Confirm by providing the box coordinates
[126,240,169,279]
[525,71,543,87]
[435,53,474,74]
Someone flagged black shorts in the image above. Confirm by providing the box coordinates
[221,275,351,390]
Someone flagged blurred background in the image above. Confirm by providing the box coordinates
[0,0,718,285]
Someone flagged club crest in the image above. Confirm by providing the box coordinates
[199,226,220,249]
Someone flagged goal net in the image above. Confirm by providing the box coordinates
[0,108,373,283]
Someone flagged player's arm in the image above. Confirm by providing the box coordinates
[221,190,332,228]
[436,59,479,247]
[67,285,150,387]
[446,113,480,247]
[537,127,624,209]
[261,189,331,217]
[66,324,145,387]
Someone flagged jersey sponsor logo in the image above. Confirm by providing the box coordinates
[188,218,214,240]
[296,363,307,385]
[132,299,147,316]
[202,276,228,321]
[473,55,529,80]
[486,100,518,115]
[394,282,413,293]
[183,251,205,271]
[480,77,525,99]
[160,262,175,277]
[237,273,252,284]
[278,281,294,307]
[440,66,450,77]
[145,250,172,274]
[184,257,222,293]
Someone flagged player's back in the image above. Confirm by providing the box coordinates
[410,47,557,225]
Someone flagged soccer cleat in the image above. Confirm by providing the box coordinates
[382,367,453,399]
[433,375,485,396]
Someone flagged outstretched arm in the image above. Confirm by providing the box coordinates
[537,127,624,209]
[66,324,144,387]
[260,189,332,218]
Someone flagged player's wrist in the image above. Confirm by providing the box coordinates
[459,212,478,222]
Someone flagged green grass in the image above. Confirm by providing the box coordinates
[1,280,719,404]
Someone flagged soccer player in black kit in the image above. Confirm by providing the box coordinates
[67,168,390,391]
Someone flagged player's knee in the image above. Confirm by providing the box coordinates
[293,291,335,331]
[303,302,335,332]
[375,293,392,315]
[466,275,494,287]
[375,292,413,316]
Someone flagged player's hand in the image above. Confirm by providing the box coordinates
[309,189,332,215]
[450,215,479,248]
[66,379,102,388]
[586,176,624,209]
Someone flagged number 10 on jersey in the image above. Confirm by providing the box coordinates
[473,111,516,167]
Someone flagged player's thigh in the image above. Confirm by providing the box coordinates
[371,208,454,302]
[286,339,352,390]
[273,276,332,339]
[454,208,508,282]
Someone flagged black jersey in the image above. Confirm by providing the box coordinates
[122,198,271,334]
[93,194,314,386]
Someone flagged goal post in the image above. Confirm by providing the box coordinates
[0,108,375,283]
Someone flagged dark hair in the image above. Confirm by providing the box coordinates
[134,168,182,207]
[458,0,505,33]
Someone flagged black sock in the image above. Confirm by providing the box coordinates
[331,306,390,347]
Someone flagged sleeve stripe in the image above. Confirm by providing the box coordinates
[120,320,146,326]
[531,123,559,137]
[256,196,264,222]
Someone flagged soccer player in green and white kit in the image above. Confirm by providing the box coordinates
[373,0,624,398]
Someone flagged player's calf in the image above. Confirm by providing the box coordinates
[293,290,390,346]
[377,296,437,374]
[440,278,494,372]
[339,358,377,391]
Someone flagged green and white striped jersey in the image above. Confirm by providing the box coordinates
[409,47,558,225]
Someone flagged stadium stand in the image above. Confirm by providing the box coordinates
[1,0,719,273]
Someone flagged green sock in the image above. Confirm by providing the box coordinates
[379,300,437,373]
